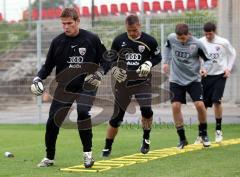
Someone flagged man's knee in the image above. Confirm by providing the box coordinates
[109,116,124,128]
[78,111,91,130]
[141,107,153,119]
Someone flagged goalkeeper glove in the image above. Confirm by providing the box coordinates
[84,71,103,88]
[136,61,152,77]
[112,66,127,83]
[31,77,44,96]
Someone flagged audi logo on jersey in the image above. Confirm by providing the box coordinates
[125,53,142,66]
[125,53,142,61]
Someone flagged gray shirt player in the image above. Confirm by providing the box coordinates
[162,33,210,86]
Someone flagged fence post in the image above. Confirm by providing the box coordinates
[37,21,42,123]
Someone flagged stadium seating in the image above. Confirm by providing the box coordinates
[120,3,129,15]
[23,0,219,21]
[163,0,173,12]
[175,0,185,11]
[100,4,109,16]
[199,0,209,9]
[82,6,90,17]
[110,4,119,15]
[186,0,196,10]
[94,6,99,16]
[0,12,3,21]
[211,0,218,8]
[130,2,140,14]
[152,1,162,13]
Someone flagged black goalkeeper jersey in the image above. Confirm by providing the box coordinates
[111,32,162,85]
[37,29,109,91]
[112,32,161,70]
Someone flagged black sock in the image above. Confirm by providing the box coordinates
[198,124,202,136]
[216,118,222,130]
[79,129,92,152]
[104,138,114,150]
[199,123,207,136]
[143,129,151,140]
[176,126,186,141]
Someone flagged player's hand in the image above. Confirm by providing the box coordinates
[112,66,127,83]
[31,77,44,96]
[200,69,207,77]
[223,69,231,78]
[136,61,152,77]
[162,64,170,74]
[84,71,103,87]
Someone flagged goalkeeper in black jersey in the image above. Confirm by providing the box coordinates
[102,14,162,157]
[31,8,110,168]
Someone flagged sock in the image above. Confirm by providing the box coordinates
[79,129,92,152]
[198,124,202,136]
[216,118,222,130]
[104,138,114,150]
[176,126,186,141]
[143,129,151,140]
[199,123,207,137]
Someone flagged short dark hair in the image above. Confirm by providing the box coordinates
[125,14,140,25]
[175,23,189,35]
[60,8,79,21]
[203,22,216,32]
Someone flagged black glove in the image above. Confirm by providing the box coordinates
[30,77,44,96]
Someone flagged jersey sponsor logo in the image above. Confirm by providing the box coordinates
[67,56,84,64]
[69,64,82,68]
[209,53,219,60]
[175,51,190,59]
[79,48,86,56]
[125,53,142,66]
[125,53,142,61]
[138,45,145,53]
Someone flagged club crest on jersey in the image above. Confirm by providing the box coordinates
[138,45,145,53]
[79,48,86,55]
[189,44,197,52]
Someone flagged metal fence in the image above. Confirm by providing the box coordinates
[0,9,239,123]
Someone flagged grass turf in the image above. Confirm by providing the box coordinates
[0,124,239,177]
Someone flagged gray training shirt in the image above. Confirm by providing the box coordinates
[163,33,210,86]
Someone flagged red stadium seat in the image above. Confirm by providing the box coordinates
[93,6,99,16]
[152,1,161,13]
[211,0,218,8]
[120,3,129,15]
[199,0,209,9]
[55,7,62,17]
[32,8,38,20]
[42,8,48,19]
[47,8,55,19]
[100,4,109,16]
[0,12,3,21]
[144,2,150,11]
[82,6,90,17]
[175,0,185,11]
[163,0,173,12]
[110,4,119,15]
[130,2,140,13]
[187,0,196,10]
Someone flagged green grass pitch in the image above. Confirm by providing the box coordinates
[0,124,240,177]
